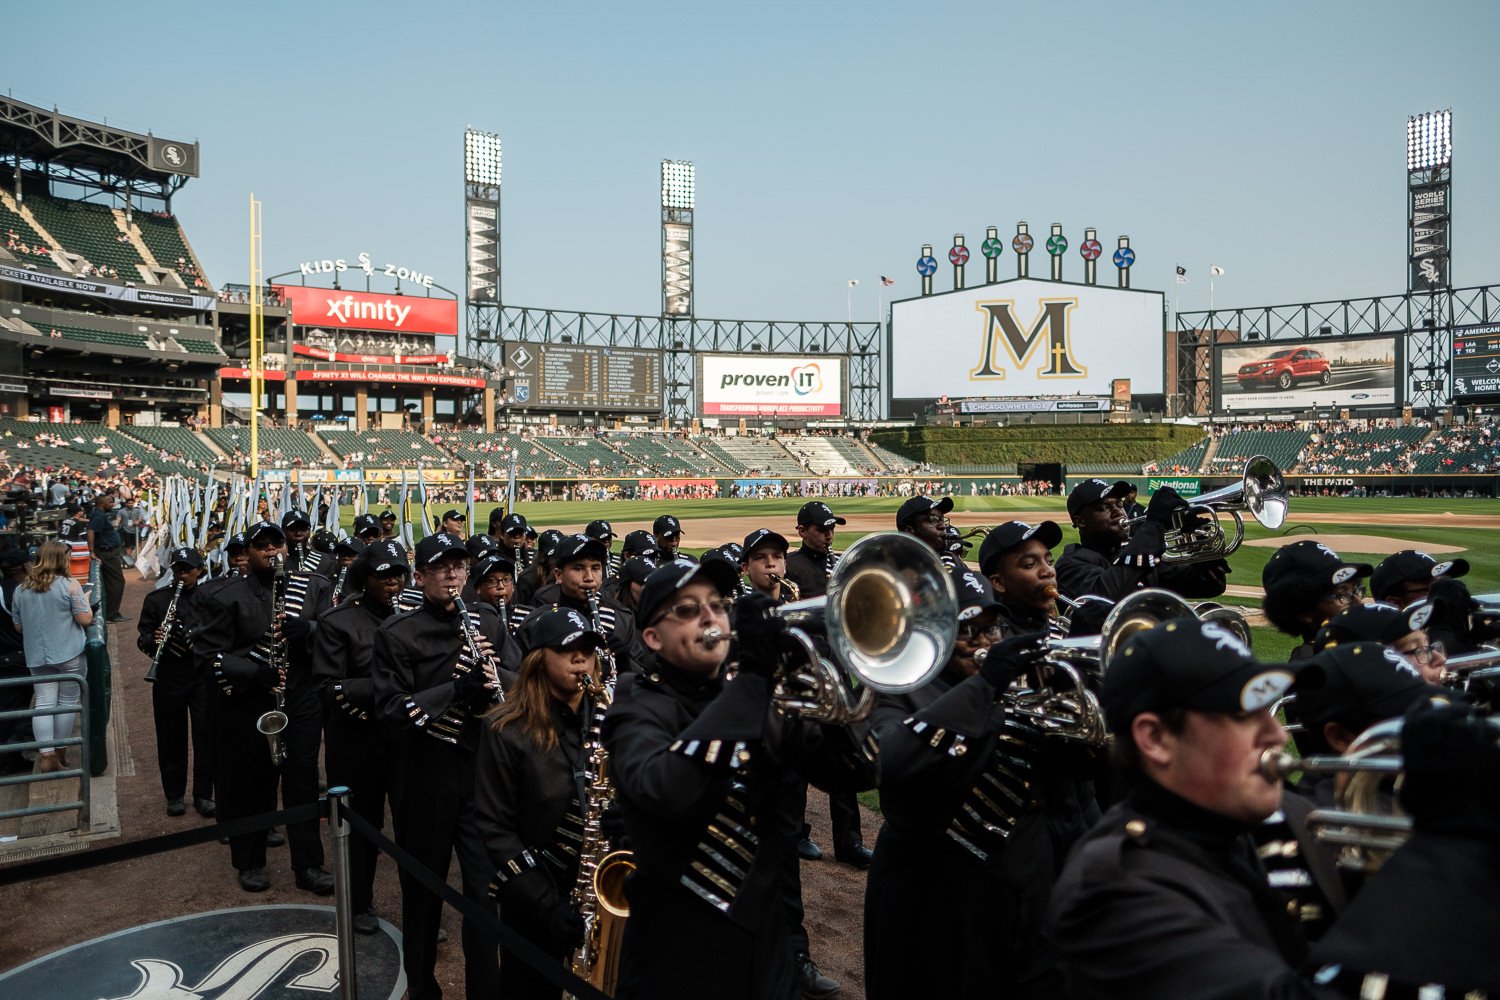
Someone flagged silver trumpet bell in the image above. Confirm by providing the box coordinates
[256,708,289,765]
[1131,454,1288,565]
[773,531,958,724]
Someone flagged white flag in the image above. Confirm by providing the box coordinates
[1210,265,1226,276]
[847,279,860,288]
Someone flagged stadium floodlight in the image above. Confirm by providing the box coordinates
[1406,109,1452,171]
[465,129,502,187]
[662,160,695,209]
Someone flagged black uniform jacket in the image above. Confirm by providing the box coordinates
[782,545,835,600]
[601,654,877,1000]
[370,597,520,751]
[312,594,396,722]
[517,584,642,673]
[290,545,338,581]
[1054,537,1228,601]
[1047,779,1331,1000]
[194,570,332,710]
[474,700,587,921]
[137,582,201,679]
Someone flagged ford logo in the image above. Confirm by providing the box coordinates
[1349,393,1370,399]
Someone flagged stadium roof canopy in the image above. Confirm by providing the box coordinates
[0,94,199,197]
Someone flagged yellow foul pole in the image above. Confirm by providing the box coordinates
[249,195,263,479]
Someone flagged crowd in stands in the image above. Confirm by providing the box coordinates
[5,230,53,260]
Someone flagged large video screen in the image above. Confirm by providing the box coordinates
[502,342,663,412]
[1451,324,1500,400]
[1215,335,1400,412]
[888,279,1165,406]
[697,354,844,416]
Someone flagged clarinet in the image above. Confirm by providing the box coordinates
[586,588,616,685]
[255,555,290,767]
[332,562,349,607]
[145,581,184,683]
[427,591,504,744]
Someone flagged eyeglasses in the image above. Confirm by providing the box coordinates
[1403,641,1444,664]
[918,515,950,528]
[957,622,1005,641]
[1324,585,1366,607]
[652,597,733,625]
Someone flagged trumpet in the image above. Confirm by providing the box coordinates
[1126,454,1288,565]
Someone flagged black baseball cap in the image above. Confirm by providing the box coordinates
[554,533,607,566]
[353,514,382,537]
[169,546,205,569]
[653,514,683,537]
[527,606,603,651]
[413,532,467,567]
[334,536,366,558]
[525,526,539,541]
[536,529,566,560]
[364,539,410,575]
[1287,642,1433,745]
[896,495,953,530]
[1104,617,1313,734]
[500,513,528,533]
[1315,601,1436,648]
[585,519,615,541]
[379,509,397,522]
[441,509,466,523]
[636,559,740,628]
[619,557,656,587]
[1262,540,1373,595]
[797,501,846,528]
[952,567,1001,620]
[281,509,312,530]
[1066,478,1133,517]
[700,547,740,572]
[1370,549,1470,602]
[977,520,1063,576]
[622,530,661,556]
[312,529,338,553]
[224,532,248,552]
[473,553,516,582]
[716,541,745,564]
[467,534,500,559]
[742,528,789,557]
[246,520,286,545]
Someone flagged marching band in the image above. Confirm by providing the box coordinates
[116,458,1498,999]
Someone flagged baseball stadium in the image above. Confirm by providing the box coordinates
[0,37,1497,1000]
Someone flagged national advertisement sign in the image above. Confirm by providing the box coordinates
[273,285,458,336]
[1147,476,1202,497]
[698,354,844,416]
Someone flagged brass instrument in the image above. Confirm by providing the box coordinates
[1126,454,1288,565]
[428,590,504,744]
[255,554,290,767]
[768,572,800,602]
[568,673,633,996]
[1440,647,1500,687]
[146,580,185,683]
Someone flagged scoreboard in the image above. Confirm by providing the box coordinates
[1450,324,1500,400]
[502,342,663,412]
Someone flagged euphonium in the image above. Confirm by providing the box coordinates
[1125,454,1288,565]
[256,554,290,767]
[568,673,633,997]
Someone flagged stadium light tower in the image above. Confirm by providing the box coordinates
[464,128,503,372]
[1406,109,1453,413]
[661,159,694,317]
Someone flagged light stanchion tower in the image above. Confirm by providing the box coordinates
[463,129,503,370]
[661,160,696,424]
[1407,109,1452,412]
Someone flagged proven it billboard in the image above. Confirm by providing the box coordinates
[1215,335,1400,413]
[888,279,1165,405]
[273,285,459,336]
[697,354,844,416]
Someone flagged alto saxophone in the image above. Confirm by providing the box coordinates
[256,554,290,767]
[146,580,184,683]
[568,673,633,997]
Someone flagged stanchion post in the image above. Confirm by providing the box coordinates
[328,786,358,1000]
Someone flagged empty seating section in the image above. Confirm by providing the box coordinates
[697,437,804,477]
[172,336,222,356]
[122,426,222,469]
[51,323,150,351]
[1209,429,1310,472]
[437,430,530,470]
[779,437,860,476]
[22,182,143,278]
[1298,426,1430,474]
[1071,463,1147,476]
[1157,437,1210,474]
[206,427,328,467]
[864,440,920,472]
[543,437,635,477]
[825,436,882,474]
[607,435,728,477]
[321,429,448,465]
[132,213,205,285]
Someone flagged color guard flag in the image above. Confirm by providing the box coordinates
[1175,266,1189,283]
[880,276,895,286]
[847,279,860,288]
[1210,265,1226,276]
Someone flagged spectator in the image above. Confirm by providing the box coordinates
[10,541,94,774]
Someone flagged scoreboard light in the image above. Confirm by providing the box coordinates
[464,129,502,186]
[662,160,696,209]
[1406,109,1452,171]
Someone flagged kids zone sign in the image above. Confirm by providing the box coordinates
[697,354,844,416]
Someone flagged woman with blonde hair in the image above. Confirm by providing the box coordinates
[12,540,93,773]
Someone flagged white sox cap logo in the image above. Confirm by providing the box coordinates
[1382,647,1421,678]
[1332,567,1358,585]
[1408,603,1434,631]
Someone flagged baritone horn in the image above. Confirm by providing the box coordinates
[1130,454,1288,565]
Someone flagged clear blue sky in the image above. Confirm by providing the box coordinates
[10,1,1499,327]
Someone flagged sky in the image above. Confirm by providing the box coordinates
[9,1,1500,331]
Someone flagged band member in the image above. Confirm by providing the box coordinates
[495,512,532,570]
[353,513,384,546]
[1261,540,1370,659]
[467,533,500,562]
[371,532,515,1000]
[1118,482,1147,520]
[978,520,1064,636]
[137,546,214,818]
[468,553,516,624]
[1314,601,1447,683]
[514,529,564,607]
[379,509,399,541]
[517,534,640,674]
[1054,480,1228,601]
[312,529,338,556]
[1370,549,1469,609]
[1046,617,1323,997]
[333,537,364,604]
[619,529,662,569]
[194,520,334,894]
[197,533,248,603]
[602,562,878,999]
[475,607,603,1000]
[612,558,655,617]
[783,501,844,599]
[586,519,621,579]
[896,495,958,569]
[865,575,1095,999]
[282,510,337,579]
[652,514,693,563]
[440,508,468,539]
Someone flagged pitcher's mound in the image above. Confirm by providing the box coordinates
[1242,534,1465,555]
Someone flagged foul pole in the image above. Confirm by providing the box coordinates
[249,194,264,480]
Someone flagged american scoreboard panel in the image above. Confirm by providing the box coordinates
[502,342,663,412]
[1450,324,1500,400]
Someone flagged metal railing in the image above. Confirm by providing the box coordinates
[0,672,91,831]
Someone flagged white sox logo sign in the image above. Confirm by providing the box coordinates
[104,934,340,999]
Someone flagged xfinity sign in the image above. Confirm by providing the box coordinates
[698,354,844,416]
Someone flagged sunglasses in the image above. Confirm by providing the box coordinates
[652,597,733,626]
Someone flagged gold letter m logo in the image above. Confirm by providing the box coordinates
[970,298,1086,380]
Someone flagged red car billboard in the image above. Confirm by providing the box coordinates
[1215,336,1399,412]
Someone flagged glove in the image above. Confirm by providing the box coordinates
[1398,696,1500,838]
[1426,577,1476,651]
[733,592,795,677]
[544,902,587,953]
[254,662,279,688]
[281,616,312,644]
[453,665,490,699]
[1065,596,1114,637]
[1117,520,1165,568]
[977,633,1047,689]
[1145,486,1189,527]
